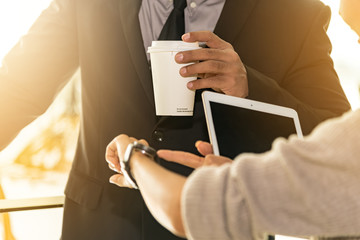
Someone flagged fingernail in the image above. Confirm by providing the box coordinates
[182,33,190,41]
[175,53,184,62]
[109,178,115,184]
[187,82,193,89]
[195,141,201,148]
[180,67,187,75]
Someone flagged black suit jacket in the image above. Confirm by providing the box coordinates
[0,0,350,239]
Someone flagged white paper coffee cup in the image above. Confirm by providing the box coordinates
[148,41,201,116]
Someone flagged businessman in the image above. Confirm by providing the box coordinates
[106,2,360,239]
[0,0,350,239]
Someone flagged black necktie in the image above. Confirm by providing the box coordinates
[158,0,187,40]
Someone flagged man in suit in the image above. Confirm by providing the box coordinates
[0,0,350,239]
[106,1,360,238]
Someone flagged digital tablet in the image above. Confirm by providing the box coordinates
[202,91,303,158]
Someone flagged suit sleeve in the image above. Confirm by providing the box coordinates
[246,5,351,135]
[0,0,79,149]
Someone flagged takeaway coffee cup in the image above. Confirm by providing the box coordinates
[147,41,201,116]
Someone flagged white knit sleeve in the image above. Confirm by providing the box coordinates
[181,110,360,239]
[181,163,254,240]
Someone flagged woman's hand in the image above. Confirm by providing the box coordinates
[157,140,232,169]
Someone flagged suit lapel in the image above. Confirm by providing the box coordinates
[214,0,258,44]
[116,0,258,112]
[118,0,155,108]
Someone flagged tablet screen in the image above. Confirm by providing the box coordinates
[210,101,297,159]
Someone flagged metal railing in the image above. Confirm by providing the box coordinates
[0,195,64,213]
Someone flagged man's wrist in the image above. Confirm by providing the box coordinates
[122,142,157,189]
[129,151,148,175]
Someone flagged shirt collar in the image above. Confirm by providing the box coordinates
[161,0,210,9]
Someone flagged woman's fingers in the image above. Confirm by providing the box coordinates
[195,141,214,156]
[157,149,205,169]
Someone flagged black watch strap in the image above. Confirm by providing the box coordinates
[132,142,157,159]
[122,142,157,189]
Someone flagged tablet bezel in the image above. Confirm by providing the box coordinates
[202,91,303,156]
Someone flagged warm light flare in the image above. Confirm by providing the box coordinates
[0,0,52,62]
[322,0,360,109]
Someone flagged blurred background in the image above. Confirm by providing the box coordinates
[0,0,359,239]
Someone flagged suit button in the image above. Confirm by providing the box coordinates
[152,130,164,142]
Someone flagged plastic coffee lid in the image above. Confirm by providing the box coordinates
[151,41,199,48]
[147,41,201,53]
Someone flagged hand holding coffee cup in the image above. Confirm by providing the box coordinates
[176,31,249,98]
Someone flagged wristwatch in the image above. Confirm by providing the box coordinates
[121,142,157,189]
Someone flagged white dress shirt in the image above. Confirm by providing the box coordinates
[138,0,226,58]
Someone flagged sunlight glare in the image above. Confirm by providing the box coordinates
[321,0,360,109]
[0,0,52,64]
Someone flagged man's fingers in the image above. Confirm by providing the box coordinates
[109,174,136,189]
[137,138,149,146]
[108,162,122,173]
[105,138,118,159]
[187,73,248,98]
[157,150,204,169]
[187,75,228,92]
[114,134,132,161]
[106,155,121,169]
[105,140,116,154]
[181,60,229,77]
[176,48,229,64]
[105,151,119,165]
[129,137,137,142]
[105,134,140,173]
[105,138,122,171]
[182,31,232,50]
